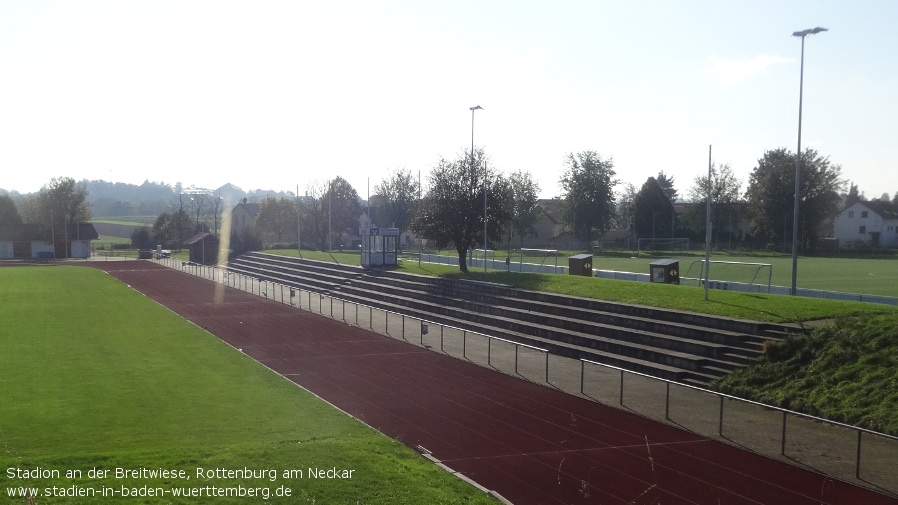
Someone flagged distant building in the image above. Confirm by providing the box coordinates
[227,200,261,236]
[184,232,219,264]
[832,201,898,248]
[0,222,99,259]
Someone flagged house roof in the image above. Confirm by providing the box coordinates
[858,200,898,220]
[228,202,261,219]
[0,223,98,241]
[73,223,99,240]
[537,199,564,224]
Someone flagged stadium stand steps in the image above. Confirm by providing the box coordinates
[227,252,798,386]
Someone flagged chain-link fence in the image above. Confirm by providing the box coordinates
[155,257,898,495]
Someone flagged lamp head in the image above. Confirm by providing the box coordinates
[469,105,483,111]
[792,27,828,37]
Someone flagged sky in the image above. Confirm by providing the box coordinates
[2,0,897,201]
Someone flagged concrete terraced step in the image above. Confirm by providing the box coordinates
[227,252,789,384]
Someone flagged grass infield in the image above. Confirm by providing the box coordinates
[0,266,496,504]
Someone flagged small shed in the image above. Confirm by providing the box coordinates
[649,259,680,284]
[69,223,99,258]
[185,232,219,265]
[568,254,593,277]
[360,226,399,268]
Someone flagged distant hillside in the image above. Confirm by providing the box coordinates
[3,180,298,219]
[83,179,176,217]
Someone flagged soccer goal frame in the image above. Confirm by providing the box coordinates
[683,260,773,293]
[636,238,690,257]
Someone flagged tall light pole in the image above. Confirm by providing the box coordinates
[790,26,827,296]
[469,105,485,272]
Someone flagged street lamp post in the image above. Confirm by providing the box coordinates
[790,26,827,296]
[469,105,485,272]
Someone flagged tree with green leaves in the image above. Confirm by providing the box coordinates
[0,195,23,234]
[634,177,675,239]
[152,209,193,249]
[684,162,743,243]
[613,183,637,232]
[655,171,678,203]
[256,197,297,243]
[372,168,419,242]
[411,148,510,273]
[559,151,617,245]
[746,148,844,251]
[20,177,92,257]
[302,177,362,251]
[505,170,541,249]
[844,182,861,209]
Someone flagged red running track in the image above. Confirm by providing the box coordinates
[89,261,897,505]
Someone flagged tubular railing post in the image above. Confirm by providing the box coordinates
[463,331,467,358]
[665,382,671,421]
[487,337,492,366]
[355,303,359,326]
[402,315,405,341]
[440,325,444,352]
[781,412,787,455]
[514,345,519,374]
[856,431,862,479]
[580,360,585,395]
[385,311,389,336]
[545,352,549,384]
[369,306,372,330]
[718,395,724,436]
[619,369,624,406]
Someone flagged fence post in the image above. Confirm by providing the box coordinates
[440,325,444,352]
[855,430,862,479]
[487,337,492,366]
[665,382,671,421]
[545,352,549,384]
[619,369,624,406]
[514,345,519,374]
[463,331,467,358]
[781,411,787,455]
[718,395,724,436]
[579,360,584,394]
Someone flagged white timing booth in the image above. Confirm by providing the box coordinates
[360,227,399,268]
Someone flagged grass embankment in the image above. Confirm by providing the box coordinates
[712,313,898,436]
[267,249,895,323]
[0,266,495,504]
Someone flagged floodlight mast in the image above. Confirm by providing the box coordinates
[469,105,486,273]
[789,26,828,296]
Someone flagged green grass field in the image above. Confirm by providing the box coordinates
[591,254,898,297]
[0,266,495,504]
[91,217,155,227]
[272,248,897,297]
